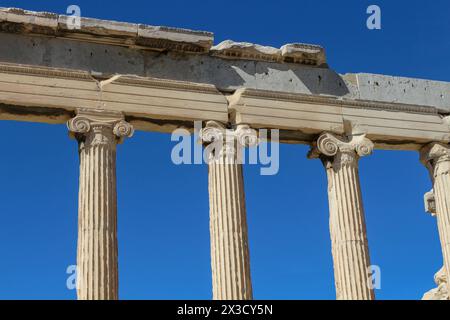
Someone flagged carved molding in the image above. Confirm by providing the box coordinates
[111,75,221,94]
[234,88,440,115]
[0,62,93,81]
[0,62,221,94]
[210,40,326,66]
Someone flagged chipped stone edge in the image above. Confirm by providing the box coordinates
[0,7,214,53]
[210,40,327,66]
[0,7,327,65]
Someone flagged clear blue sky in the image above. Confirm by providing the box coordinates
[0,0,448,299]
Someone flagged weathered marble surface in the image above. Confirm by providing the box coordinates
[1,7,449,113]
[0,7,213,52]
[210,40,326,66]
[422,267,449,300]
[309,133,375,300]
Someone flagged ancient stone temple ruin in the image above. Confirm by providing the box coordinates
[0,7,449,300]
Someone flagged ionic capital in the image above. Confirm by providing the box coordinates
[308,132,374,164]
[234,124,259,148]
[67,109,134,146]
[199,121,258,163]
[199,120,226,145]
[420,142,450,168]
[199,121,258,146]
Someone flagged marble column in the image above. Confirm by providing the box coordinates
[67,109,134,300]
[422,190,449,300]
[200,121,256,300]
[421,142,450,293]
[308,132,375,300]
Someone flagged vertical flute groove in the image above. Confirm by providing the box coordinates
[420,142,450,298]
[309,133,375,300]
[434,171,450,286]
[207,145,253,300]
[69,111,133,300]
[76,130,118,300]
[325,158,374,300]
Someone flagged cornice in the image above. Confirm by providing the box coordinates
[0,7,326,66]
[0,7,213,54]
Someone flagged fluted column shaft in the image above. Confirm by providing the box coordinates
[422,190,448,300]
[201,121,256,300]
[68,109,133,300]
[421,142,450,291]
[309,132,375,300]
